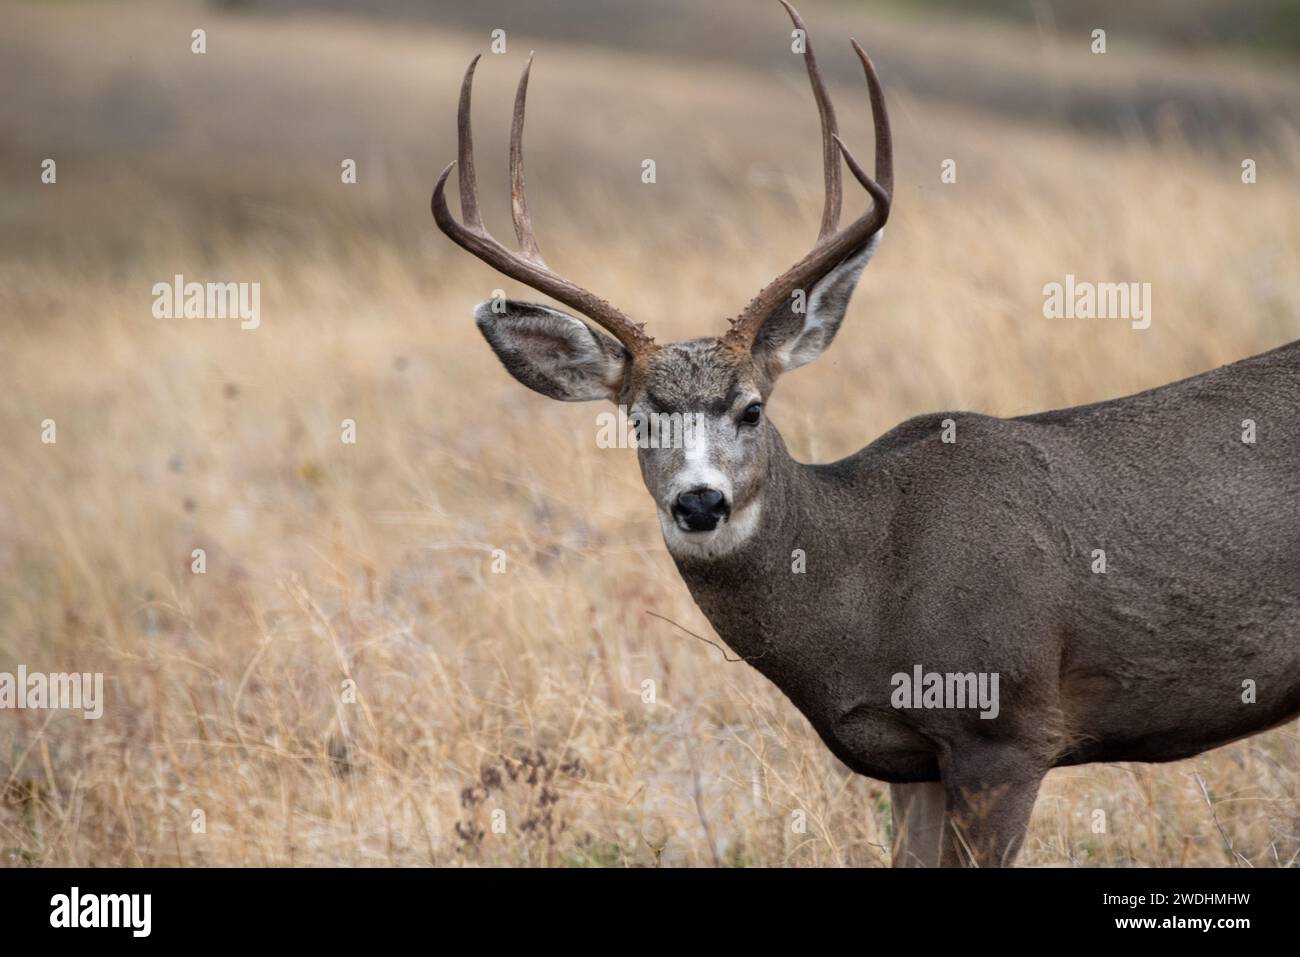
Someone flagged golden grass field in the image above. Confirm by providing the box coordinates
[1,0,1298,866]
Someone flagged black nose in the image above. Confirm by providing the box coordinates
[673,487,729,532]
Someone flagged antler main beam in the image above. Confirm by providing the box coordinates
[723,2,893,351]
[432,54,657,358]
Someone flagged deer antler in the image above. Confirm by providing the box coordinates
[723,0,893,351]
[432,54,657,359]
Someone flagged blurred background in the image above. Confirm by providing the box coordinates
[1,0,1298,866]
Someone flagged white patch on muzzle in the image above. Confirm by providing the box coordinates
[671,427,731,504]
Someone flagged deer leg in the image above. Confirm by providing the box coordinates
[889,782,946,867]
[938,748,1046,867]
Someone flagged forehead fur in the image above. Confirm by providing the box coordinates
[631,338,762,411]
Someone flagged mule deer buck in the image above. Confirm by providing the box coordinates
[431,2,1300,866]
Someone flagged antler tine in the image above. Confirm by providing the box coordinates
[780,0,841,241]
[456,55,485,231]
[724,8,893,351]
[431,55,656,358]
[510,53,545,265]
[832,134,888,211]
[851,38,893,198]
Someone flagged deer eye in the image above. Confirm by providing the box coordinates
[740,402,763,426]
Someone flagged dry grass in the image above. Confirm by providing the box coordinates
[1,0,1297,866]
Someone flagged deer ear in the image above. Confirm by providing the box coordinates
[474,300,630,402]
[751,232,882,377]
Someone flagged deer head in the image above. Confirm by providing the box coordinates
[432,2,892,560]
